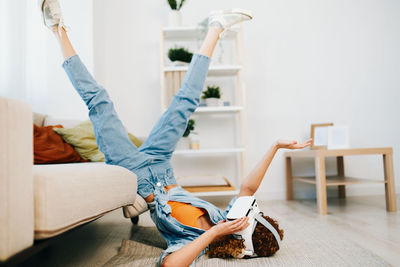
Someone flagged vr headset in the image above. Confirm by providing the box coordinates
[226,196,281,258]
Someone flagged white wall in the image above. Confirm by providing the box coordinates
[94,0,400,200]
[0,0,27,100]
[0,0,93,119]
[37,0,93,119]
[93,0,165,135]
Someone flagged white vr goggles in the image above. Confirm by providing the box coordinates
[226,196,281,258]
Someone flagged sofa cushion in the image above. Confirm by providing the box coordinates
[33,162,138,239]
[44,115,83,129]
[53,121,143,162]
[34,124,87,164]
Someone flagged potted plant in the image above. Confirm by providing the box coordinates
[168,47,193,65]
[167,0,186,27]
[202,85,221,106]
[177,119,197,150]
[183,119,195,138]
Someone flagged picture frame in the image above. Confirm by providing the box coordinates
[310,123,334,150]
[328,126,350,149]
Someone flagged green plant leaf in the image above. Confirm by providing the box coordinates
[178,0,186,10]
[167,0,177,10]
[202,85,221,99]
[168,47,193,63]
[183,119,195,137]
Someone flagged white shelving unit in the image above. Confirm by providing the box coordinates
[163,106,244,114]
[191,190,240,197]
[174,147,246,155]
[160,26,249,197]
[164,65,242,76]
[195,106,244,113]
[163,26,238,40]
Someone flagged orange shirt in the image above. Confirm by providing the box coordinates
[168,201,206,228]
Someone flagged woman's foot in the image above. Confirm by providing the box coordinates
[39,0,65,30]
[208,9,253,31]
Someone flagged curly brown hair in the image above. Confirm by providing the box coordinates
[207,214,284,258]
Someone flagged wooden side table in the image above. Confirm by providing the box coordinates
[285,148,397,214]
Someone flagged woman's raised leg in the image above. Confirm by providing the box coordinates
[45,1,149,170]
[139,10,252,160]
[52,27,76,60]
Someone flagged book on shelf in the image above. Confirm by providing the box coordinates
[177,175,236,193]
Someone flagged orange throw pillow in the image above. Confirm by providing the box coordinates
[34,124,88,164]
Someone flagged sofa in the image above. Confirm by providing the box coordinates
[0,96,148,261]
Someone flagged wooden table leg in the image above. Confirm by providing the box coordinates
[285,157,293,200]
[383,153,397,212]
[337,156,346,198]
[315,156,328,214]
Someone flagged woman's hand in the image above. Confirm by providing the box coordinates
[211,217,250,238]
[276,139,312,150]
[162,218,249,267]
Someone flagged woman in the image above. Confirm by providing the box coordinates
[40,1,312,266]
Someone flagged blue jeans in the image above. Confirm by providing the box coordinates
[62,53,210,198]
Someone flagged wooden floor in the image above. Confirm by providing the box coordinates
[17,195,400,267]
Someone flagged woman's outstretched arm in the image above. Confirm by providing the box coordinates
[239,139,312,196]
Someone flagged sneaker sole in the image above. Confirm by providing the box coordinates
[231,8,253,19]
[209,8,253,20]
[38,0,45,10]
[38,0,46,25]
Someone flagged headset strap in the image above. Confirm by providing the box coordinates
[254,213,281,248]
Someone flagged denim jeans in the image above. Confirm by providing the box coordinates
[63,54,236,266]
[63,53,211,198]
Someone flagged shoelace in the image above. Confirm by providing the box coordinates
[208,16,239,39]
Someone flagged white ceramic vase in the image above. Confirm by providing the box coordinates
[205,98,220,107]
[168,10,182,27]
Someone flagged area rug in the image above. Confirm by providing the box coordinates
[103,220,389,267]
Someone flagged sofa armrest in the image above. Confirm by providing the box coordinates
[0,97,34,261]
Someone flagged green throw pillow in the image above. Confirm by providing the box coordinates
[53,120,143,162]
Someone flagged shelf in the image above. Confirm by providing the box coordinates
[164,65,242,76]
[162,106,244,114]
[292,176,386,186]
[162,26,238,40]
[174,148,245,155]
[191,189,240,197]
[195,106,244,113]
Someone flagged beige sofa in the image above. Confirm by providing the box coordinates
[0,97,148,261]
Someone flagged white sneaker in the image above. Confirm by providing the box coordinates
[39,0,66,30]
[208,9,253,30]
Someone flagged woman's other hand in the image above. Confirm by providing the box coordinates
[276,139,312,150]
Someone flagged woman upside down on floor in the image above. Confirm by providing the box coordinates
[40,1,312,266]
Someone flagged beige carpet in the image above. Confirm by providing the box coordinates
[103,218,389,267]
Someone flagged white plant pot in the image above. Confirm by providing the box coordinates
[171,60,190,66]
[190,135,200,150]
[205,98,220,107]
[176,137,190,150]
[168,10,182,27]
